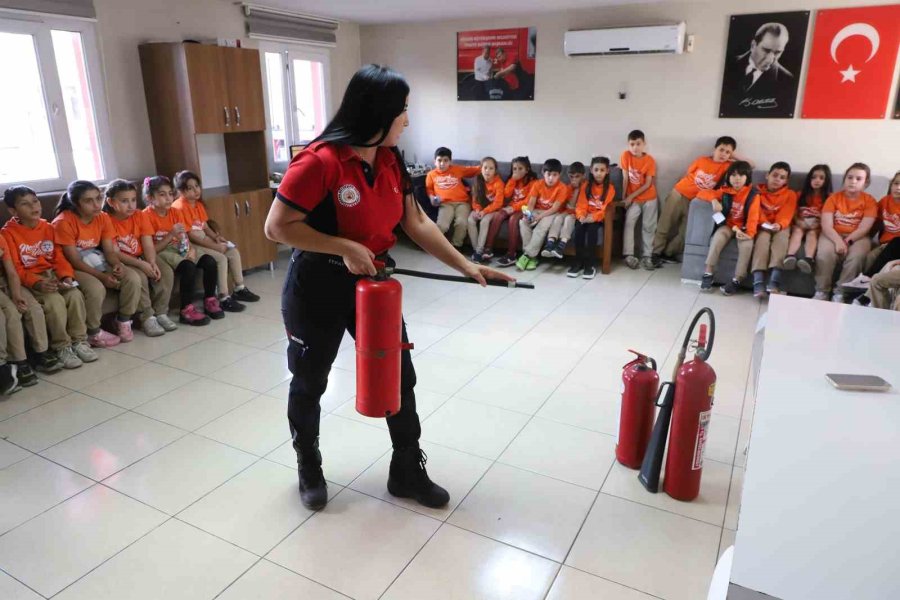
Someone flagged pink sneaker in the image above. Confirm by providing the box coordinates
[180,304,210,326]
[204,296,225,320]
[115,319,134,342]
[88,329,121,348]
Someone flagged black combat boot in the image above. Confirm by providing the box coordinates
[296,438,327,510]
[387,446,450,508]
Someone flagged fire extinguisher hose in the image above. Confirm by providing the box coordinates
[673,307,715,377]
[374,261,535,289]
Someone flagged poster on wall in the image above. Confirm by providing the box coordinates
[457,27,536,101]
[895,77,900,118]
[801,4,900,119]
[718,11,810,118]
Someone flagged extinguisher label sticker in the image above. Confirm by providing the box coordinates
[692,410,712,471]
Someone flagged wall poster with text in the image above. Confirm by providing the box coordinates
[457,27,536,101]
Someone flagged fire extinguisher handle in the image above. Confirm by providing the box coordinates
[655,381,673,408]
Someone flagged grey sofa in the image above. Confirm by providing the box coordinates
[681,170,892,296]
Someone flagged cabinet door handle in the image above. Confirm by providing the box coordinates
[234,106,241,127]
[234,201,239,218]
[224,106,231,128]
[245,200,250,216]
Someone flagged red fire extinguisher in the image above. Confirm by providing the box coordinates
[617,351,659,469]
[639,308,716,502]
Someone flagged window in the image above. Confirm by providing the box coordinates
[0,12,113,192]
[261,43,330,171]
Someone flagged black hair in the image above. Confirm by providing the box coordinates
[844,162,871,186]
[308,64,412,200]
[567,161,585,175]
[54,180,101,218]
[434,147,452,160]
[717,161,753,189]
[798,164,833,207]
[471,156,499,207]
[890,170,900,195]
[627,130,645,142]
[715,136,737,150]
[174,170,201,192]
[3,185,37,209]
[768,161,791,177]
[102,179,138,214]
[143,175,173,203]
[510,156,537,186]
[542,158,562,174]
[585,156,612,205]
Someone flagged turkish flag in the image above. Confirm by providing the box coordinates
[801,4,900,119]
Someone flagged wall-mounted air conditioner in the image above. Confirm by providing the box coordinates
[564,22,686,56]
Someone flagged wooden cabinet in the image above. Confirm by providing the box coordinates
[241,189,276,267]
[203,188,276,269]
[223,48,266,132]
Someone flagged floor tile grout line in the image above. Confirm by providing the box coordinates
[545,563,669,600]
[0,564,47,600]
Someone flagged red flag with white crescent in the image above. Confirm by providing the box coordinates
[801,4,900,119]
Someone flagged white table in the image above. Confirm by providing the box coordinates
[729,295,900,599]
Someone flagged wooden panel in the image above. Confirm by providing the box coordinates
[224,131,269,190]
[223,47,266,132]
[184,44,229,133]
[203,190,243,252]
[242,189,277,269]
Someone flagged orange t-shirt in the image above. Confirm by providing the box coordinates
[755,185,798,230]
[823,191,878,236]
[476,177,507,214]
[558,183,581,215]
[505,178,535,211]
[576,181,616,221]
[697,186,761,237]
[111,212,154,257]
[529,180,569,211]
[51,210,115,251]
[1,218,75,287]
[143,206,191,250]
[796,191,825,222]
[425,165,482,203]
[619,151,658,202]
[674,156,731,199]
[877,195,900,243]
[172,197,210,231]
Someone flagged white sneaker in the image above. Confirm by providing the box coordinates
[57,346,83,369]
[813,291,830,301]
[831,292,845,304]
[156,314,178,332]
[73,342,98,363]
[142,316,166,337]
[843,274,871,290]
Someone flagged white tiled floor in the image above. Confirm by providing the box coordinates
[0,245,762,599]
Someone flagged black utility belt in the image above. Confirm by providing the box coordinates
[292,250,393,271]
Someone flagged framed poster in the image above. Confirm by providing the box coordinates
[457,27,536,101]
[718,11,810,118]
[895,76,900,119]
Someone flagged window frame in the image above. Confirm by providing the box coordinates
[259,41,331,174]
[0,10,115,193]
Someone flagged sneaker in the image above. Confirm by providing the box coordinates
[567,264,583,278]
[0,363,19,395]
[73,342,98,363]
[204,297,225,319]
[219,296,246,312]
[853,295,871,307]
[156,313,179,331]
[583,266,597,279]
[232,287,260,303]
[481,249,494,261]
[496,255,515,268]
[515,254,530,271]
[641,257,656,271]
[843,274,871,290]
[387,447,450,509]
[142,316,166,337]
[831,292,845,304]
[33,351,62,374]
[722,279,741,296]
[625,255,640,270]
[753,281,768,299]
[15,363,38,387]
[88,329,120,348]
[650,254,664,268]
[526,257,539,271]
[766,269,783,295]
[540,241,556,258]
[661,254,681,264]
[797,258,814,275]
[180,304,211,326]
[551,239,566,259]
[115,319,134,343]
[813,291,830,301]
[783,255,797,271]
[57,346,83,369]
[470,252,483,263]
[700,273,714,292]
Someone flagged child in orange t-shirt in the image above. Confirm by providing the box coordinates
[52,180,142,346]
[784,164,832,275]
[1,186,91,370]
[491,156,538,267]
[569,157,616,279]
[426,147,482,248]
[859,170,900,280]
[621,130,658,270]
[173,170,259,310]
[516,158,569,270]
[749,162,798,297]
[814,163,879,302]
[466,157,506,263]
[542,162,584,260]
[103,179,174,337]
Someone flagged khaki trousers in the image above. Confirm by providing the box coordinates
[30,284,88,349]
[864,243,885,272]
[652,189,689,257]
[548,214,576,241]
[75,268,142,329]
[437,203,472,247]
[125,265,171,322]
[466,212,495,253]
[751,229,791,272]
[0,278,48,354]
[195,238,244,294]
[0,292,27,363]
[707,227,753,280]
[519,211,554,257]
[815,236,872,293]
[869,269,900,310]
[624,198,658,258]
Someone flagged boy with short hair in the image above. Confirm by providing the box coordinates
[541,162,584,259]
[516,158,569,270]
[620,130,659,271]
[750,162,798,298]
[653,136,742,265]
[426,147,481,248]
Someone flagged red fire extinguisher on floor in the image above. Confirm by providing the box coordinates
[617,351,659,469]
[639,308,716,501]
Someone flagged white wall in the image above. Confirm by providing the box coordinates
[93,0,360,180]
[360,0,900,193]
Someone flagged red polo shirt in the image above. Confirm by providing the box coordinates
[277,142,405,255]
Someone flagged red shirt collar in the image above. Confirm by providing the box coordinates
[331,143,397,169]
